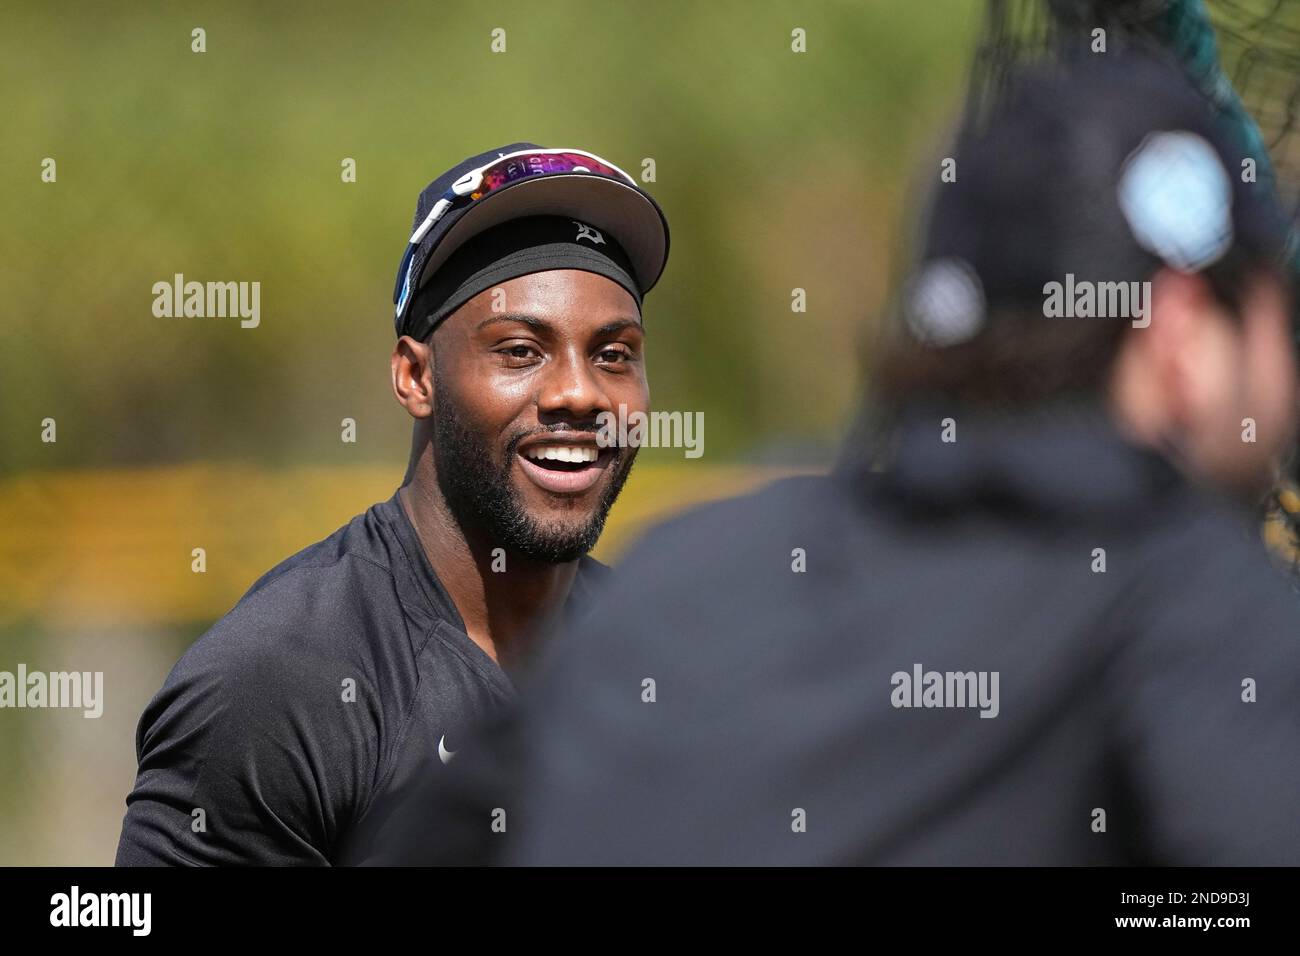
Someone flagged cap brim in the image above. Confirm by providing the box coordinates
[414,173,669,298]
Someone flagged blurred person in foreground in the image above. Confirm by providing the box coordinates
[115,145,669,865]
[387,52,1300,865]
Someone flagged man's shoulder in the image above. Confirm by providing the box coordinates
[168,499,415,694]
[242,500,398,601]
[617,473,844,575]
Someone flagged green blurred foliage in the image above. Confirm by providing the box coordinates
[0,0,979,472]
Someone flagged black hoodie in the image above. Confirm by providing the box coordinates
[402,403,1300,865]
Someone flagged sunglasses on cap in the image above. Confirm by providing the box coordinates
[393,148,637,322]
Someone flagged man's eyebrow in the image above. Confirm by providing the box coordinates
[475,313,551,332]
[595,318,645,337]
[474,314,645,337]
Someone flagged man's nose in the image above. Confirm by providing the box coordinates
[536,349,612,421]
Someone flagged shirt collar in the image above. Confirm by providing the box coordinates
[376,488,610,665]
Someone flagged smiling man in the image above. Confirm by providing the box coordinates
[114,144,669,865]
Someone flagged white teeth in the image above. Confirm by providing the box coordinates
[525,445,598,463]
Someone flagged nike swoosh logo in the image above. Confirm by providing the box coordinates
[438,734,456,765]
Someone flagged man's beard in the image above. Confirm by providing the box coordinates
[431,376,636,563]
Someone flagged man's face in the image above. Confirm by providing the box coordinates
[427,269,648,562]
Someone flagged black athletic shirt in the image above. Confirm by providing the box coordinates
[114,491,608,866]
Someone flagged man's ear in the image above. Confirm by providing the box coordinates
[391,335,435,419]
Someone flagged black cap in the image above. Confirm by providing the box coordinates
[904,50,1292,346]
[393,143,670,338]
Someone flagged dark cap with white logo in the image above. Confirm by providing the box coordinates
[392,143,670,341]
[903,50,1292,347]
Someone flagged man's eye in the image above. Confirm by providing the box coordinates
[596,346,630,364]
[498,343,541,363]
